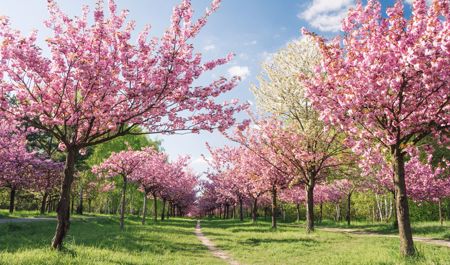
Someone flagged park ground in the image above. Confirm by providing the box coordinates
[0,211,449,265]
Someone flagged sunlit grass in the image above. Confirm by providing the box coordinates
[201,218,450,265]
[0,216,225,265]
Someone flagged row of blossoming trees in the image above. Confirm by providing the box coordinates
[198,0,449,257]
[0,0,245,250]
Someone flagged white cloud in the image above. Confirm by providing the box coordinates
[203,44,216,51]
[298,0,355,32]
[404,0,431,5]
[244,40,258,46]
[228,66,250,80]
[192,156,209,166]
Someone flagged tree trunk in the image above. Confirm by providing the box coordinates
[296,203,301,223]
[76,187,83,215]
[153,193,158,222]
[239,197,244,221]
[51,148,77,250]
[88,199,92,213]
[346,192,352,226]
[335,203,341,222]
[438,199,443,226]
[119,175,127,230]
[40,192,48,215]
[161,198,166,221]
[271,186,277,229]
[393,147,415,256]
[305,183,315,233]
[142,192,148,224]
[392,191,398,229]
[167,202,171,220]
[252,198,258,223]
[9,188,16,214]
[319,203,323,224]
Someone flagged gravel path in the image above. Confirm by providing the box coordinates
[195,220,241,265]
[320,227,450,248]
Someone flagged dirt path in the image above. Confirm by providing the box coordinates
[195,220,241,265]
[320,227,450,248]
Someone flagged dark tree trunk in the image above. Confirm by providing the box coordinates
[51,148,77,250]
[9,188,16,214]
[153,193,158,222]
[252,198,258,223]
[392,191,398,229]
[438,199,443,226]
[239,197,244,221]
[296,203,301,222]
[319,203,323,224]
[142,192,148,224]
[305,183,315,233]
[40,192,48,215]
[271,186,277,229]
[119,175,127,230]
[88,199,92,213]
[346,192,352,226]
[76,188,83,215]
[161,198,166,221]
[393,147,415,256]
[167,201,171,219]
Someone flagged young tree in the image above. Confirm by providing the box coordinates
[0,0,244,249]
[303,0,449,255]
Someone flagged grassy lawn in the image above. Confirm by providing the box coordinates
[201,219,450,265]
[316,219,450,240]
[0,216,225,265]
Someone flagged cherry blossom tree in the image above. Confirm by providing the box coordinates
[0,0,245,249]
[93,149,147,230]
[303,0,449,255]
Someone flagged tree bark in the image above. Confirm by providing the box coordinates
[142,192,148,224]
[76,187,83,215]
[271,185,277,229]
[296,203,301,223]
[161,198,166,221]
[346,192,352,226]
[438,199,443,226]
[119,175,127,230]
[252,198,258,223]
[153,192,158,222]
[392,191,398,229]
[239,197,244,221]
[40,192,48,215]
[319,203,323,224]
[9,188,16,214]
[393,147,415,256]
[51,147,77,250]
[305,183,315,233]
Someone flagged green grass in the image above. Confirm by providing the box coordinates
[317,219,450,240]
[201,218,450,265]
[0,216,225,265]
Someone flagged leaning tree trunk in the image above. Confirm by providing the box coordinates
[40,192,49,215]
[252,197,258,223]
[142,192,148,224]
[239,197,244,222]
[346,192,352,226]
[305,183,315,233]
[161,198,166,221]
[9,188,16,214]
[296,203,301,223]
[51,148,77,250]
[319,203,323,224]
[119,175,127,230]
[153,192,158,222]
[271,185,277,229]
[393,147,415,256]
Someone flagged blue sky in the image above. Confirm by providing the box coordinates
[0,0,417,174]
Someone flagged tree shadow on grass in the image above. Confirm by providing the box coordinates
[0,217,210,259]
[240,237,318,247]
